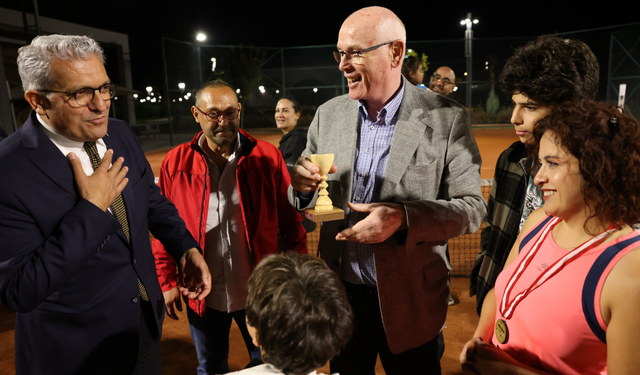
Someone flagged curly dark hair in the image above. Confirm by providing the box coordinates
[402,56,421,80]
[530,100,640,231]
[500,35,599,104]
[245,252,353,375]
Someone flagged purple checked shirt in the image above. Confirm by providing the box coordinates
[342,82,405,287]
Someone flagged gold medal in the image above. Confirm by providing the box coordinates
[495,319,509,344]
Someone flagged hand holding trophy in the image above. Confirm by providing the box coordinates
[304,153,345,222]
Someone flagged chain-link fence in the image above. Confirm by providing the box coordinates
[127,24,640,153]
[607,24,640,120]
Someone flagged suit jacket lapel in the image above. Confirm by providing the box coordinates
[337,100,359,208]
[23,113,77,198]
[102,125,133,246]
[380,85,434,198]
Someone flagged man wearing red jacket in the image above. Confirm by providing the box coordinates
[152,80,306,374]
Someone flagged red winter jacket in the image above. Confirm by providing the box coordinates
[152,130,306,317]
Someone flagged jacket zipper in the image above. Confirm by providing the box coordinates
[242,169,255,214]
[199,152,208,247]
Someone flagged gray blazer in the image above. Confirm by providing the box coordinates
[289,82,486,354]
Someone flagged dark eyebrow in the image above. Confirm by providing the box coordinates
[542,155,562,162]
[514,100,540,106]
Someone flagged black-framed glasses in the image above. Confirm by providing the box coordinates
[194,105,240,123]
[333,41,394,64]
[39,83,116,106]
[430,74,454,86]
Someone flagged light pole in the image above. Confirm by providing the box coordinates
[161,34,207,147]
[144,86,153,120]
[161,37,174,146]
[196,33,206,85]
[461,13,478,112]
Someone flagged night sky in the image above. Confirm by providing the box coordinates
[2,1,638,91]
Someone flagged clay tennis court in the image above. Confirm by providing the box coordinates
[0,126,518,375]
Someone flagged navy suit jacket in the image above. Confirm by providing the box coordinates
[0,111,199,374]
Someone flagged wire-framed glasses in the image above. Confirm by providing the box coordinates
[333,41,394,64]
[194,105,240,123]
[39,83,116,106]
[430,74,454,86]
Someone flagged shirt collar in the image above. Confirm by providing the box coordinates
[357,78,405,125]
[36,113,107,150]
[197,131,242,162]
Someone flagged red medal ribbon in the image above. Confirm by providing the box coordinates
[500,217,615,320]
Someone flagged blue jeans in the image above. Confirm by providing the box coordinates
[187,306,262,374]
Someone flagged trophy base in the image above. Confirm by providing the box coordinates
[305,207,345,223]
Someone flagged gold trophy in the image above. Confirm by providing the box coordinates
[304,154,345,223]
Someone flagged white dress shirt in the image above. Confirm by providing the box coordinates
[36,113,108,176]
[199,135,253,313]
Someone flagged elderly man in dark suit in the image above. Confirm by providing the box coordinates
[0,34,210,375]
[289,6,486,375]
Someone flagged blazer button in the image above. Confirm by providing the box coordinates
[132,297,139,303]
[133,259,137,264]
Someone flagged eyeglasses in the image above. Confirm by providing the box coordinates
[39,83,116,106]
[430,74,454,86]
[194,105,240,123]
[333,41,394,64]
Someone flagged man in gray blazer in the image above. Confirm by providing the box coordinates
[289,6,486,375]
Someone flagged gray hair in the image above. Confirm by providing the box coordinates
[17,34,105,92]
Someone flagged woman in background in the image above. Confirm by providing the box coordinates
[275,96,316,236]
[275,96,307,176]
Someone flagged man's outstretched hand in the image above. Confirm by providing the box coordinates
[335,202,407,244]
[178,248,211,301]
[163,287,183,320]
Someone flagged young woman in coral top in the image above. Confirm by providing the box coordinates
[460,100,640,375]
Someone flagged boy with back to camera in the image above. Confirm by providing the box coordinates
[229,252,353,375]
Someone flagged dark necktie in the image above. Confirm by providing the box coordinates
[83,141,149,301]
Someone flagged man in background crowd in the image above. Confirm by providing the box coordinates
[153,80,306,374]
[428,66,457,96]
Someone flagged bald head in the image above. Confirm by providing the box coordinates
[429,66,456,96]
[341,7,406,46]
[337,7,406,114]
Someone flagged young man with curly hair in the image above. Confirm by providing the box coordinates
[470,35,600,314]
